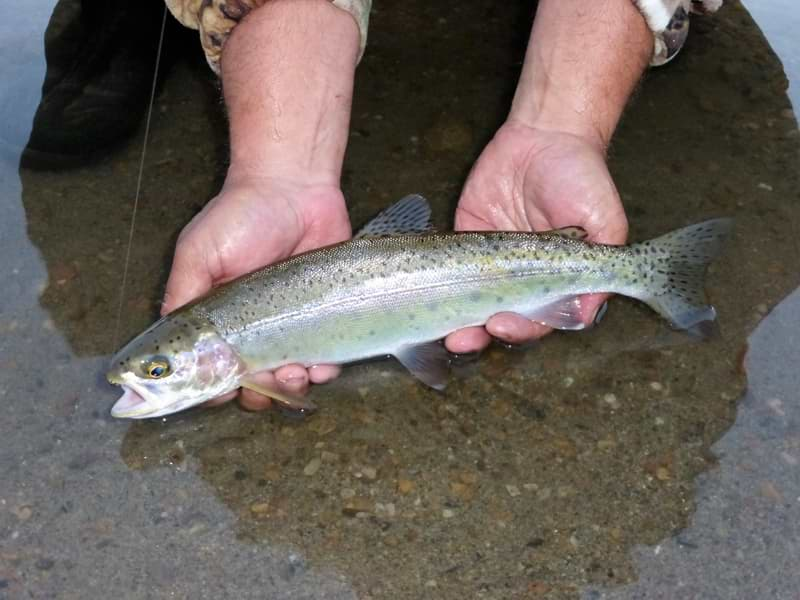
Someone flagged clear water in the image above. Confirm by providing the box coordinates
[0,1,798,598]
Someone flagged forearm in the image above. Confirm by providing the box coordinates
[510,0,652,149]
[221,0,360,185]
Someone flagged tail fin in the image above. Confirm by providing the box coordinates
[634,218,733,336]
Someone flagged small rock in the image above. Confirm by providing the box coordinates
[603,393,620,409]
[342,497,374,517]
[361,466,378,481]
[340,488,356,500]
[321,451,339,463]
[442,509,456,519]
[459,472,478,485]
[12,506,32,521]
[757,182,773,191]
[303,458,322,476]
[263,466,280,481]
[506,485,521,497]
[397,479,415,495]
[308,416,337,436]
[490,398,513,418]
[649,382,664,392]
[655,467,671,481]
[35,558,54,571]
[250,502,271,515]
[450,482,474,502]
[596,437,617,451]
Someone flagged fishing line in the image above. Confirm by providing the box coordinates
[112,5,168,350]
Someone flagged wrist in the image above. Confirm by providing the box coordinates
[509,0,651,150]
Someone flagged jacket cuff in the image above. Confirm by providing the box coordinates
[165,0,371,75]
[632,0,723,66]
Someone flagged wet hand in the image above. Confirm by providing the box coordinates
[162,174,351,410]
[445,120,628,354]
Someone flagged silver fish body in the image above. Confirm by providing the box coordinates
[107,195,731,418]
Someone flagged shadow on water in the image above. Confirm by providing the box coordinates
[6,0,799,598]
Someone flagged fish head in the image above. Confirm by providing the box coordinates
[106,312,245,419]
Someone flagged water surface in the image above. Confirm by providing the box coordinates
[1,1,798,598]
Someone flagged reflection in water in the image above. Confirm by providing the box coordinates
[4,0,800,598]
[590,287,800,599]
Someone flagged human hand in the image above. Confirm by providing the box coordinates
[444,120,629,354]
[162,174,351,410]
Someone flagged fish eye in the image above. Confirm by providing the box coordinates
[142,357,171,379]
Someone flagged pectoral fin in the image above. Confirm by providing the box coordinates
[394,341,451,390]
[240,377,318,414]
[525,296,588,330]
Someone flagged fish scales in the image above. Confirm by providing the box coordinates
[191,232,634,369]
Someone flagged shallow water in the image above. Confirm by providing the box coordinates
[1,1,798,598]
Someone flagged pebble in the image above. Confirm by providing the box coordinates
[12,506,32,521]
[450,482,474,502]
[442,509,456,519]
[360,467,378,481]
[603,393,620,410]
[250,502,271,515]
[757,182,774,191]
[655,467,671,481]
[308,416,337,436]
[563,376,575,388]
[649,382,664,391]
[397,479,415,495]
[596,437,617,451]
[342,497,374,517]
[375,502,396,518]
[458,472,478,485]
[340,488,356,500]
[506,485,521,497]
[321,451,339,463]
[303,458,322,476]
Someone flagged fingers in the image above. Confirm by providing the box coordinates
[579,293,610,326]
[445,326,492,354]
[308,364,341,384]
[234,363,342,412]
[485,312,551,343]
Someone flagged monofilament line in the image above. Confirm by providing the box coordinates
[112,6,168,351]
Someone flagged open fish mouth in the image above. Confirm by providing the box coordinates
[110,385,155,418]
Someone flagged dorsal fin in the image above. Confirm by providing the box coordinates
[541,226,588,240]
[354,194,434,238]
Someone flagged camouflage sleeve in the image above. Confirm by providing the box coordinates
[164,0,371,74]
[632,0,723,66]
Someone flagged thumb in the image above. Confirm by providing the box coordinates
[161,240,214,316]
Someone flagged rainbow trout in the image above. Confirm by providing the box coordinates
[107,195,731,418]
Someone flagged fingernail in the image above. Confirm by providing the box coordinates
[593,301,609,325]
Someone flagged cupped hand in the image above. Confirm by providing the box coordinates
[162,174,352,410]
[445,120,629,354]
